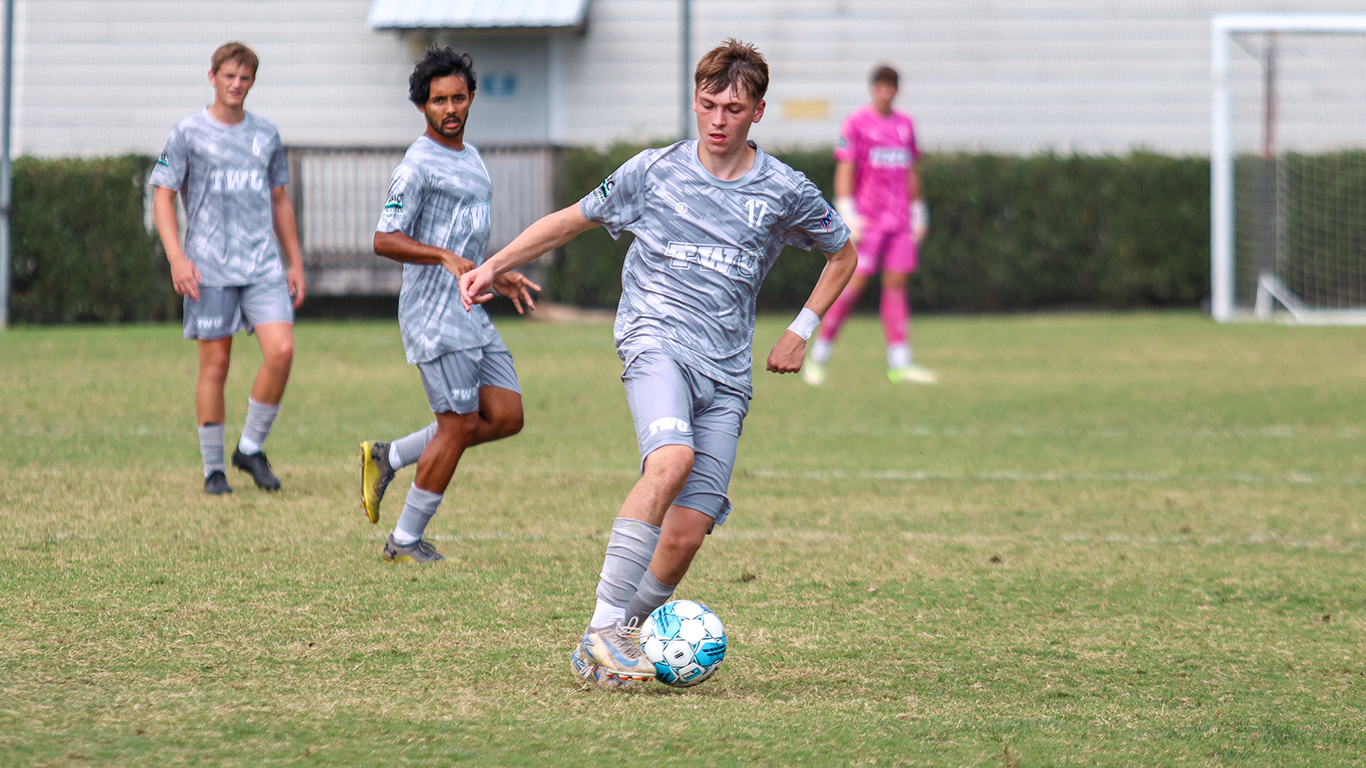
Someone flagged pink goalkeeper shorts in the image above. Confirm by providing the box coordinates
[854,226,918,277]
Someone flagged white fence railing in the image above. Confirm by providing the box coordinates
[287,145,560,295]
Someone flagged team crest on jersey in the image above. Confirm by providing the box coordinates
[384,193,403,212]
[593,174,617,204]
[820,206,835,232]
[837,135,848,150]
[156,151,170,167]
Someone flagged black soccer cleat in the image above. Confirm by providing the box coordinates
[232,447,281,491]
[204,470,234,495]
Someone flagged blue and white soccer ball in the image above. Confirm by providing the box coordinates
[639,599,727,687]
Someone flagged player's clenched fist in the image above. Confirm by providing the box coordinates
[766,332,807,374]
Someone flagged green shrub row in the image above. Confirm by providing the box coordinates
[10,155,176,323]
[551,145,1213,311]
[7,149,1215,323]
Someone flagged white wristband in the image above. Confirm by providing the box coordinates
[787,307,821,341]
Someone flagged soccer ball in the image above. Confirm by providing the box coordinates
[639,599,727,687]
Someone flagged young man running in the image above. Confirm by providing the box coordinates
[151,42,305,495]
[461,39,857,683]
[358,46,538,564]
[803,65,937,386]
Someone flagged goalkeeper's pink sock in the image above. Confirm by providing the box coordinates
[880,286,909,347]
[817,285,860,344]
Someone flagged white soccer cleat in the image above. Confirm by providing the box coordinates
[569,644,639,690]
[888,364,938,384]
[801,359,827,386]
[579,622,655,681]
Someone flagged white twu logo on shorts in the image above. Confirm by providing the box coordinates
[664,242,759,277]
[210,169,266,193]
[449,386,479,402]
[647,417,692,436]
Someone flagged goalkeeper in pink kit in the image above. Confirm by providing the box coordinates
[804,65,936,385]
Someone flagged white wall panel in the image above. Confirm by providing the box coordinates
[11,0,1366,157]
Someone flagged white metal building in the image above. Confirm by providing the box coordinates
[11,0,1366,158]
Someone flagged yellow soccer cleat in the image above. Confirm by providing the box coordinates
[381,534,445,563]
[358,440,397,524]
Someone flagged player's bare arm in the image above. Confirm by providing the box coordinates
[459,205,597,309]
[271,186,306,308]
[152,186,202,301]
[766,238,859,373]
[374,230,476,277]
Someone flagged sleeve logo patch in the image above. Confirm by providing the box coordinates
[384,193,403,211]
[820,206,835,232]
[593,175,616,204]
[156,151,171,167]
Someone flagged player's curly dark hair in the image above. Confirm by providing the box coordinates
[408,46,477,106]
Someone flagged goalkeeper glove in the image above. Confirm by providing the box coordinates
[835,196,862,243]
[910,199,929,243]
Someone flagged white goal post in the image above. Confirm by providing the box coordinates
[1211,13,1366,324]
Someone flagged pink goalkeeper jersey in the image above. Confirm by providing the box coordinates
[834,105,919,230]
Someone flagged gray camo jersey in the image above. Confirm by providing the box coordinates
[149,109,289,286]
[579,140,850,395]
[377,136,497,364]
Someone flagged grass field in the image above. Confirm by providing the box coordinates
[1,312,1363,766]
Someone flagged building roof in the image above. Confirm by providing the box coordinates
[367,0,591,29]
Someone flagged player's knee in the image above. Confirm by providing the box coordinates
[199,356,230,384]
[263,338,294,369]
[498,409,524,438]
[645,446,694,489]
[882,271,909,290]
[658,526,705,562]
[438,411,480,443]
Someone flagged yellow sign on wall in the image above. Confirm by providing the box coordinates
[782,99,830,122]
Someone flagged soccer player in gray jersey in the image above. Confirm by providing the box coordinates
[462,40,857,683]
[151,42,305,495]
[357,47,539,564]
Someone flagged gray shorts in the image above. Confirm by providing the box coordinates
[418,337,521,415]
[622,349,749,526]
[183,280,294,341]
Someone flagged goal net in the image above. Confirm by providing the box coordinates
[1211,14,1366,324]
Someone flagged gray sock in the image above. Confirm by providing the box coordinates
[393,483,443,544]
[238,397,280,453]
[592,517,662,627]
[391,422,437,469]
[198,423,226,477]
[624,570,677,627]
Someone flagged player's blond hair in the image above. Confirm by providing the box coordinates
[694,39,769,103]
[211,42,259,75]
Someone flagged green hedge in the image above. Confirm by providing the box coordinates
[10,155,174,323]
[551,144,1212,311]
[7,149,1215,323]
